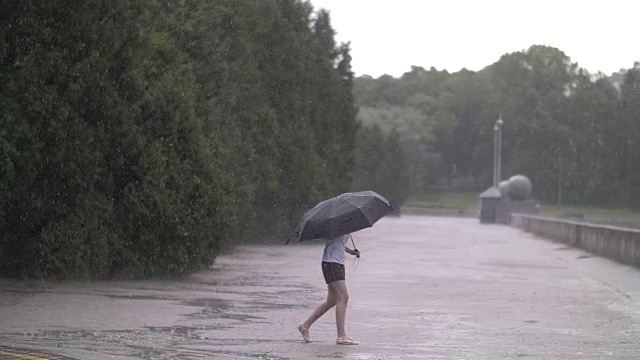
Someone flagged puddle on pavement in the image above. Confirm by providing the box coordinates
[104,294,175,300]
[187,269,316,288]
[213,351,290,359]
[2,325,290,360]
[182,296,306,322]
[1,290,312,359]
[316,354,346,359]
[0,246,325,360]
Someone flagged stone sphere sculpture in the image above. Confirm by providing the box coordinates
[507,175,532,200]
[498,180,509,197]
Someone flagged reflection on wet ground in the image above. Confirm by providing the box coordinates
[0,248,319,359]
[1,216,640,359]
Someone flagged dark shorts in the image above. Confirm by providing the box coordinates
[321,261,345,284]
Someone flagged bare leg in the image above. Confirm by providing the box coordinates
[329,280,349,338]
[303,286,337,328]
[298,285,337,342]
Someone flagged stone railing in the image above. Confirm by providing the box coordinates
[511,214,640,267]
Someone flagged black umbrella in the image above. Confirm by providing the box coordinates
[285,191,392,244]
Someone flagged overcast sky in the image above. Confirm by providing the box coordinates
[309,0,639,78]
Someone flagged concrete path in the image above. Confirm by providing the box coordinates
[1,216,640,359]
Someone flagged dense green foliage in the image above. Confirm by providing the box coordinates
[353,125,409,210]
[0,0,358,278]
[354,46,640,208]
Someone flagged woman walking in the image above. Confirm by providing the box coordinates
[297,233,360,345]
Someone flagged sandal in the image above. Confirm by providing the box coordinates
[298,324,311,343]
[336,336,358,345]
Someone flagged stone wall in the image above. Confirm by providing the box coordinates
[511,214,640,267]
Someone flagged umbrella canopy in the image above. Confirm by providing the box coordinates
[286,191,392,244]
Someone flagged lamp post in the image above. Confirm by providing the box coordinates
[493,115,504,187]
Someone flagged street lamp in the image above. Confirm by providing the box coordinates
[493,115,504,187]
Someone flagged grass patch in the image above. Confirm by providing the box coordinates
[540,204,640,217]
[404,192,478,210]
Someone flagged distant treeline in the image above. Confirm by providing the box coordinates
[354,46,640,207]
[0,0,408,279]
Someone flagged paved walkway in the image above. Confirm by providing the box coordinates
[1,216,640,359]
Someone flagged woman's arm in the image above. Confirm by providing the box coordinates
[345,247,360,257]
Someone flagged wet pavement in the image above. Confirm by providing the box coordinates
[1,215,640,359]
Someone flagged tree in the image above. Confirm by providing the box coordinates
[353,125,409,209]
[622,66,640,208]
[351,44,638,208]
[0,0,358,278]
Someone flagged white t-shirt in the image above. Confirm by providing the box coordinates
[322,234,349,264]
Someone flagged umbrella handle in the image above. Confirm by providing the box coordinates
[284,230,298,245]
[350,235,360,258]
